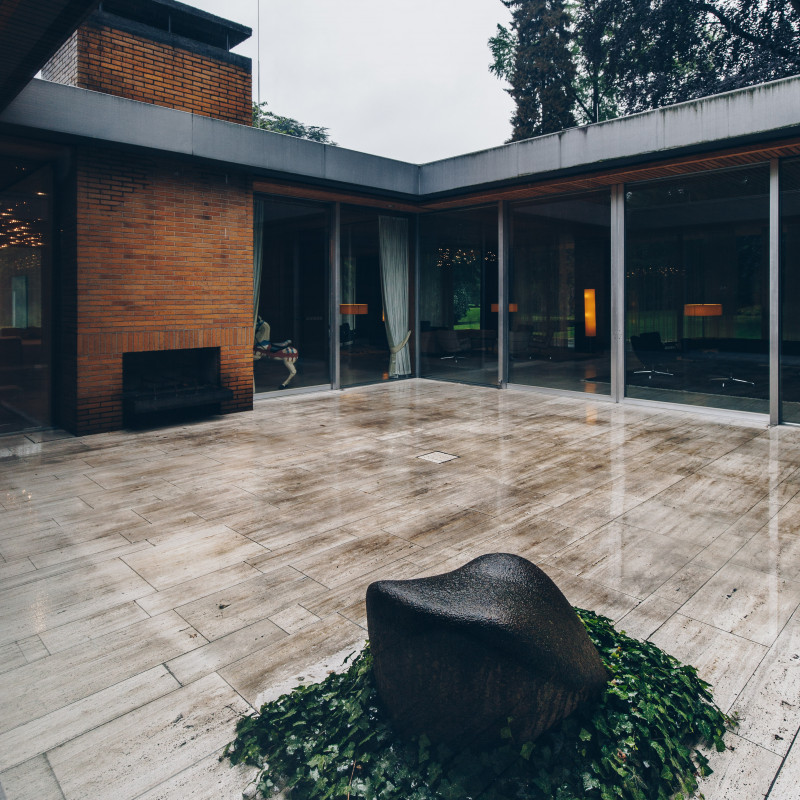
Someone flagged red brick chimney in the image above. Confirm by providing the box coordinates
[42,0,252,125]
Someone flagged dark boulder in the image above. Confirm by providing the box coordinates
[366,553,608,749]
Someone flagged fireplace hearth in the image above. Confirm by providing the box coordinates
[122,347,232,425]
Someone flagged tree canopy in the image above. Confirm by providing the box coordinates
[251,102,336,144]
[491,0,800,141]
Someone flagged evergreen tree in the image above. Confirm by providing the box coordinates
[502,0,577,140]
[491,0,800,140]
[696,0,800,91]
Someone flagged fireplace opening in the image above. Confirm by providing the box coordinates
[122,347,233,427]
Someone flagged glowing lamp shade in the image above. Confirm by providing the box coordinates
[584,289,597,337]
[339,304,368,315]
[684,303,722,317]
[490,303,518,312]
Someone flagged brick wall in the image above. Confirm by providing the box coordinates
[59,148,253,434]
[40,29,78,86]
[43,20,252,125]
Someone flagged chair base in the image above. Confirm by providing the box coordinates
[710,375,754,388]
[634,368,673,379]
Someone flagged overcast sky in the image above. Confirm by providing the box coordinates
[188,0,514,163]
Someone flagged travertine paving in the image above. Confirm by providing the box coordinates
[1,379,799,799]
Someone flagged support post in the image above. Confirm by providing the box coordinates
[610,184,626,403]
[498,200,509,388]
[770,159,780,425]
[331,202,341,390]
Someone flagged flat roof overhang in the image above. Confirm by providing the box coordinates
[2,75,800,202]
[0,0,99,112]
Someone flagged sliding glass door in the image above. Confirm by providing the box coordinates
[509,190,611,393]
[253,196,330,393]
[419,206,499,386]
[339,206,413,387]
[625,165,770,413]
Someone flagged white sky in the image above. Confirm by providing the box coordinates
[188,0,514,163]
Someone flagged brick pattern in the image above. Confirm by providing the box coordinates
[61,148,253,434]
[43,21,251,125]
[40,29,78,86]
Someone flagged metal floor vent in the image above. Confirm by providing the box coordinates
[417,451,458,464]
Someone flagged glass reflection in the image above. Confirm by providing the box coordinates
[625,165,769,413]
[0,161,52,431]
[254,196,330,393]
[781,158,800,423]
[419,206,498,385]
[340,207,413,387]
[509,190,611,393]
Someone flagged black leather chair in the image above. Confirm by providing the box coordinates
[630,332,678,379]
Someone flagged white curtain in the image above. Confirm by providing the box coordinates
[253,198,265,326]
[378,216,411,376]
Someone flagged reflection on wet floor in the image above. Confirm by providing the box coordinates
[1,379,800,798]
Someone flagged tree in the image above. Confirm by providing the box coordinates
[252,102,336,145]
[499,0,577,140]
[491,0,800,141]
[695,0,800,91]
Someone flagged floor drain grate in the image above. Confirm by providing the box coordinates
[417,451,458,463]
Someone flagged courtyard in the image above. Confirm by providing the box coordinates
[1,379,800,799]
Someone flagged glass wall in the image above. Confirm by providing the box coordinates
[782,158,800,423]
[0,161,52,432]
[419,206,499,385]
[254,196,330,393]
[625,165,770,413]
[340,206,413,387]
[509,190,611,393]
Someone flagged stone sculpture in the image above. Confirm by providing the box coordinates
[366,553,608,749]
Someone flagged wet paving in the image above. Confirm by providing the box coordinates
[1,379,799,799]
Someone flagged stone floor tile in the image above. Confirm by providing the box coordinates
[174,567,324,640]
[679,562,800,647]
[697,732,782,800]
[2,382,799,800]
[0,611,204,736]
[617,498,731,546]
[0,755,66,800]
[17,635,49,663]
[768,734,800,799]
[0,665,179,770]
[538,564,640,622]
[120,526,266,590]
[38,601,150,654]
[730,606,800,756]
[654,561,716,603]
[48,673,251,800]
[545,521,702,599]
[0,642,26,677]
[166,616,286,686]
[289,532,422,589]
[219,613,365,707]
[649,614,768,712]
[616,595,681,641]
[0,559,154,647]
[269,604,322,634]
[135,561,261,617]
[132,747,259,800]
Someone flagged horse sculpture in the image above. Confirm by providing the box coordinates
[254,318,299,389]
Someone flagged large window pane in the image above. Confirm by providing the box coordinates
[340,207,413,387]
[782,158,800,423]
[254,197,329,393]
[419,206,498,385]
[625,166,769,413]
[0,161,52,431]
[509,190,611,393]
